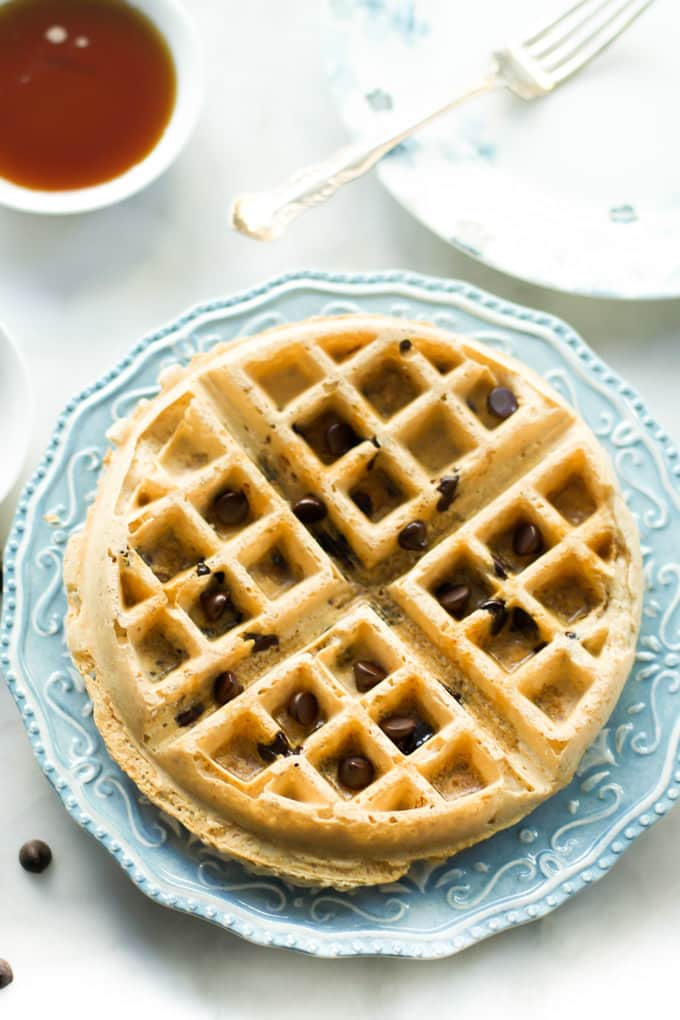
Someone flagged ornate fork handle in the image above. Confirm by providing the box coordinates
[230,77,497,241]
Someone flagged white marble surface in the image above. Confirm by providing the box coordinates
[1,2,678,1015]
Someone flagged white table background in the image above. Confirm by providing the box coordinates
[1,2,679,1015]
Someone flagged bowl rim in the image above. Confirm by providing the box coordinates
[0,0,205,215]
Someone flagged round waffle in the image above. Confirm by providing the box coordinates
[64,314,642,888]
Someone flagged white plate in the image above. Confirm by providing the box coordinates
[324,0,680,299]
[0,326,32,506]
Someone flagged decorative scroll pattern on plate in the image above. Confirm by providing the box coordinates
[2,271,679,959]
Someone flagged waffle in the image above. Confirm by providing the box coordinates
[64,314,642,888]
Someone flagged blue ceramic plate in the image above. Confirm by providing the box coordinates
[2,271,679,959]
[323,1,680,299]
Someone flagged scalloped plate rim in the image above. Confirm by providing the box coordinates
[2,269,679,959]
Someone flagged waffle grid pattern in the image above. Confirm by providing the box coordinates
[102,322,623,826]
[63,315,638,878]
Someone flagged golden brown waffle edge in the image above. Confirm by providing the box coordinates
[64,314,642,888]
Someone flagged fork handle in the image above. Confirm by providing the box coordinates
[230,76,497,241]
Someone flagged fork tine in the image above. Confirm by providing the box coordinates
[549,0,654,81]
[522,0,600,48]
[527,0,617,60]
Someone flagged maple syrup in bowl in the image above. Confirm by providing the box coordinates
[0,0,203,213]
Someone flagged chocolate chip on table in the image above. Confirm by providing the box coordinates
[398,520,428,551]
[19,839,52,874]
[175,703,204,727]
[326,421,357,457]
[244,632,279,653]
[200,589,231,622]
[213,671,243,705]
[487,386,518,420]
[491,555,509,580]
[436,583,470,619]
[196,561,211,577]
[214,488,249,527]
[0,959,13,990]
[292,494,327,524]
[399,338,412,353]
[257,731,295,763]
[338,755,375,791]
[513,521,543,557]
[480,598,509,635]
[353,659,387,693]
[436,473,459,512]
[288,691,320,727]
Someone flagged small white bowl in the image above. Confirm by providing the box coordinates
[0,0,204,215]
[0,326,33,506]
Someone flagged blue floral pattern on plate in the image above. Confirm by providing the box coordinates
[2,270,679,958]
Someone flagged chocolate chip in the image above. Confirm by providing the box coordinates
[244,632,279,653]
[353,659,387,693]
[0,960,13,990]
[214,571,225,583]
[200,589,230,622]
[175,703,204,727]
[288,691,319,727]
[338,755,375,790]
[353,490,374,517]
[315,529,356,568]
[491,555,509,580]
[510,607,538,634]
[398,520,428,551]
[196,561,211,577]
[399,338,413,353]
[565,630,579,640]
[436,473,459,512]
[292,495,327,524]
[480,598,508,635]
[257,731,295,763]
[403,720,434,754]
[271,549,287,571]
[370,435,381,448]
[380,715,418,745]
[326,421,357,457]
[19,839,52,874]
[487,386,518,419]
[214,488,249,526]
[213,671,243,705]
[437,583,470,619]
[513,522,543,557]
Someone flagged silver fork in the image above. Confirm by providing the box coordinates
[230,0,655,241]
